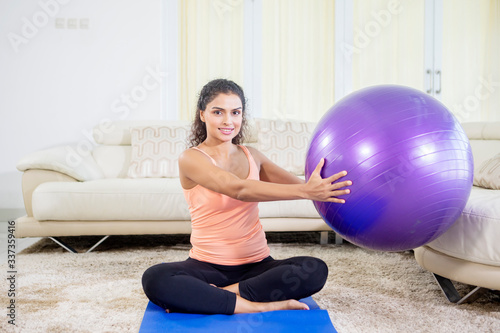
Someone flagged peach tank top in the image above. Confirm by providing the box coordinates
[183,145,270,265]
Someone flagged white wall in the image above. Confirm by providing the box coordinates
[0,0,163,213]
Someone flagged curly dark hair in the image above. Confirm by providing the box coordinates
[188,79,249,147]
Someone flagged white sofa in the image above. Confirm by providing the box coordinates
[414,122,500,303]
[15,118,500,300]
[15,119,334,251]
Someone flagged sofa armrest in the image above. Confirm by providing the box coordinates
[21,169,78,217]
[16,145,104,181]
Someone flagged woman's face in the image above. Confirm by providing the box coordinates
[200,93,243,144]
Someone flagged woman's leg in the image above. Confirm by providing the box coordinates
[142,257,316,314]
[142,259,237,314]
[235,256,329,303]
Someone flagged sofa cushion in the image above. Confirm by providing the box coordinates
[127,126,190,178]
[93,146,131,178]
[426,186,500,267]
[17,145,104,181]
[93,120,191,145]
[474,152,500,190]
[254,118,316,176]
[259,199,320,218]
[32,179,191,221]
[462,122,500,183]
[32,179,323,222]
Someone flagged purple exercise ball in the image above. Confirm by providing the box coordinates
[305,85,473,251]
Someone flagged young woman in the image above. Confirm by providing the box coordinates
[142,79,351,315]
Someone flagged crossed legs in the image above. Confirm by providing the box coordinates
[142,256,328,315]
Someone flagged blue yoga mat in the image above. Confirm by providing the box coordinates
[139,296,337,333]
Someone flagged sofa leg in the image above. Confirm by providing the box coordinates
[433,273,487,304]
[334,233,343,245]
[49,236,110,253]
[86,235,110,253]
[320,231,328,245]
[49,237,78,253]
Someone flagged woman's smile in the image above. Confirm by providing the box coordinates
[219,127,234,135]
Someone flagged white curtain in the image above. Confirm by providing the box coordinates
[177,0,498,122]
[261,0,336,122]
[178,1,335,122]
[442,0,500,122]
[485,0,500,120]
[178,0,244,120]
[351,0,425,91]
[178,0,335,122]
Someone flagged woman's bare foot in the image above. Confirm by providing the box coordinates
[265,299,309,312]
[234,296,309,314]
[212,282,309,313]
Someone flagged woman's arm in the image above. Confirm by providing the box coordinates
[246,146,305,185]
[178,148,351,203]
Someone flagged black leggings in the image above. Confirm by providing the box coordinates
[142,256,328,315]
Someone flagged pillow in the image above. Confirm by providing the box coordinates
[127,126,190,178]
[254,118,316,176]
[16,145,104,181]
[474,153,500,190]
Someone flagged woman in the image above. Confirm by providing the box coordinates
[142,79,351,315]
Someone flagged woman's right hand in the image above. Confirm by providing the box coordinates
[304,158,352,203]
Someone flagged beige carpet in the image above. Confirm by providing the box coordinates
[1,233,499,333]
